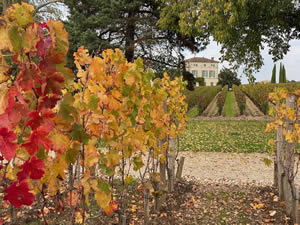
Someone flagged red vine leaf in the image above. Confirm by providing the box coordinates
[17,155,45,180]
[22,128,52,155]
[0,127,17,161]
[25,110,55,133]
[4,180,35,208]
[43,72,64,95]
[17,64,42,92]
[37,95,60,111]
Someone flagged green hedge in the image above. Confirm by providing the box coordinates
[240,82,300,114]
[184,86,222,115]
[233,85,246,115]
[216,86,228,115]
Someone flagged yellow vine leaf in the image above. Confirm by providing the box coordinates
[23,23,40,53]
[48,128,70,152]
[287,108,296,121]
[124,73,135,86]
[0,18,12,51]
[73,46,92,66]
[0,84,9,114]
[95,190,111,211]
[5,2,34,27]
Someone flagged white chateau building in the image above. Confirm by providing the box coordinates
[185,57,219,86]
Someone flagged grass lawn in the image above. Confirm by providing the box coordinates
[223,91,237,117]
[179,120,275,153]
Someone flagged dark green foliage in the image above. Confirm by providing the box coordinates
[183,86,221,114]
[182,71,196,91]
[279,63,283,83]
[233,85,246,115]
[217,86,228,115]
[195,77,205,86]
[217,68,241,88]
[271,64,276,83]
[283,65,287,83]
[64,0,203,72]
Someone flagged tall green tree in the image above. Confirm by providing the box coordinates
[282,65,287,83]
[63,0,205,72]
[279,63,283,83]
[159,0,300,77]
[271,64,276,83]
[217,68,241,88]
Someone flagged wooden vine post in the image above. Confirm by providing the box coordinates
[268,89,300,224]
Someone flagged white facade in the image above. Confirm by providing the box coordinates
[185,57,219,86]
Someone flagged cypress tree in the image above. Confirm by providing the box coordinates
[282,65,287,83]
[279,63,283,83]
[271,64,276,83]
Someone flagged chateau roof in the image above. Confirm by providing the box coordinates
[185,57,219,63]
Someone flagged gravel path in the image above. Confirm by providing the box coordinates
[179,151,300,186]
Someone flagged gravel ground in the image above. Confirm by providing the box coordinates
[178,151,300,186]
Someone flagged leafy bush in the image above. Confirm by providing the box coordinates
[184,86,222,115]
[216,86,228,115]
[233,85,246,115]
[240,82,300,114]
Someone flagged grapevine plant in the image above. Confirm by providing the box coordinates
[0,2,187,223]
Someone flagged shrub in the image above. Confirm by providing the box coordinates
[233,85,246,115]
[217,86,228,115]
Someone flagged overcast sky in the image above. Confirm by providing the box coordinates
[184,40,300,84]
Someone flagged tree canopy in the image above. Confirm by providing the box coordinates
[63,0,206,73]
[217,68,241,88]
[159,0,300,77]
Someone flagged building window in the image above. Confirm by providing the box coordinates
[211,64,215,68]
[194,64,198,67]
[209,71,215,78]
[202,70,208,78]
[192,70,198,77]
[210,82,214,86]
[203,64,206,67]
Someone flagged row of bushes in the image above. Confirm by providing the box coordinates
[216,85,228,115]
[184,86,222,114]
[233,85,246,115]
[240,82,300,114]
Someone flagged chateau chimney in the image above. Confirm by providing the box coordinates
[211,57,214,60]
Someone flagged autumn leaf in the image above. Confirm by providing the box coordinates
[124,73,135,86]
[25,110,55,133]
[4,2,34,27]
[0,127,17,161]
[42,72,64,95]
[74,46,92,66]
[23,22,40,53]
[37,95,60,111]
[59,93,79,122]
[48,128,70,152]
[47,20,69,64]
[17,155,45,180]
[22,128,52,155]
[0,18,12,52]
[67,191,78,206]
[70,124,90,145]
[0,84,9,115]
[17,64,42,92]
[4,180,35,208]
